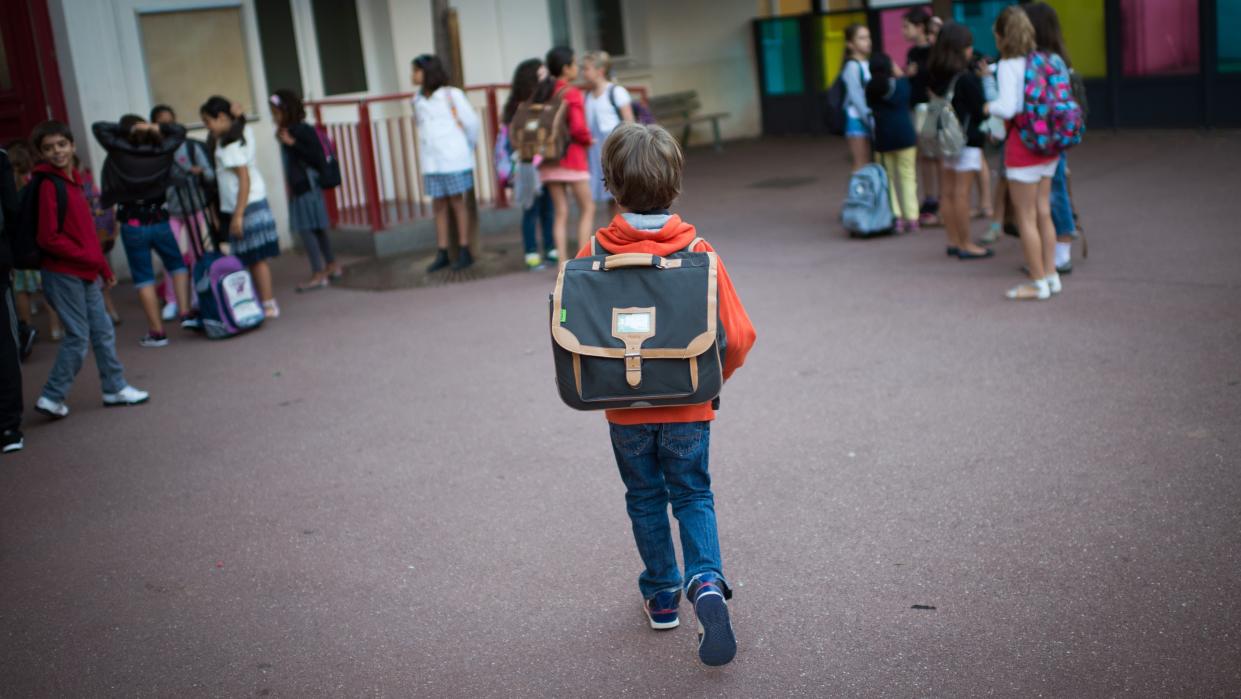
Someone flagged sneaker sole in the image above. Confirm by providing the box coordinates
[694,593,736,666]
[645,609,680,630]
[2,442,24,453]
[103,397,150,408]
[35,407,68,420]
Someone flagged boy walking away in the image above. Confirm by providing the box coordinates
[575,123,756,666]
[0,146,24,452]
[27,121,148,419]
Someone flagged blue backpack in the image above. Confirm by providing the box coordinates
[841,163,893,237]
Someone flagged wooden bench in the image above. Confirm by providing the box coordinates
[647,90,730,151]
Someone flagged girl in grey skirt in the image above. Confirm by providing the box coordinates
[269,90,340,292]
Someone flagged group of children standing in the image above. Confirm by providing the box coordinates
[842,2,1083,300]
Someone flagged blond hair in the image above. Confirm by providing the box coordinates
[602,123,683,212]
[994,5,1036,58]
[583,50,612,77]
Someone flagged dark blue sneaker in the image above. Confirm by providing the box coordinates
[644,590,681,630]
[689,577,736,666]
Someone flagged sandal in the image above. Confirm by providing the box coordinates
[296,277,329,293]
[1005,280,1050,301]
[957,248,995,260]
[263,299,281,319]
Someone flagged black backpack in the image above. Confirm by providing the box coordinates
[824,59,855,136]
[12,172,67,271]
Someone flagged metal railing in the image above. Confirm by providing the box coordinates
[306,83,649,232]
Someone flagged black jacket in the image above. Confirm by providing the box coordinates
[869,77,918,153]
[0,149,17,273]
[93,122,186,208]
[280,122,326,197]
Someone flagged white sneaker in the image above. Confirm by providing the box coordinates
[1045,273,1062,295]
[161,302,179,321]
[102,385,150,407]
[1005,279,1051,301]
[35,396,70,419]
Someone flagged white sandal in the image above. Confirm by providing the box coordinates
[1005,280,1051,301]
[263,299,281,319]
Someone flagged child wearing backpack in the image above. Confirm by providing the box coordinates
[501,58,556,270]
[268,89,340,291]
[200,97,282,319]
[151,105,214,316]
[985,6,1062,300]
[537,46,594,265]
[582,51,635,219]
[841,24,874,172]
[866,53,919,233]
[927,22,993,260]
[411,54,482,273]
[27,121,149,420]
[6,139,64,354]
[575,123,756,667]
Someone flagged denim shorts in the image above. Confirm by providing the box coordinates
[121,220,187,288]
[845,115,870,138]
[1050,152,1077,238]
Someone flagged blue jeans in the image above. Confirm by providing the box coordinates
[40,271,127,402]
[609,421,727,599]
[1050,152,1077,238]
[521,190,554,256]
[120,220,187,288]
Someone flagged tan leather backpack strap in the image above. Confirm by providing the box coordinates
[685,237,705,253]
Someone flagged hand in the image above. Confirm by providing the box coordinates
[230,102,245,118]
[277,128,295,146]
[105,276,117,289]
[229,216,244,239]
[906,63,918,77]
[189,166,204,176]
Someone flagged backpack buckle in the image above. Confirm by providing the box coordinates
[624,351,642,387]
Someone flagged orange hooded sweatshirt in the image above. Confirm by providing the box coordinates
[577,214,757,425]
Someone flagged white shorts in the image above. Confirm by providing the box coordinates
[1006,158,1058,183]
[943,146,982,172]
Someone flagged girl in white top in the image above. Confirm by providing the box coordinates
[983,6,1060,301]
[581,51,635,215]
[199,96,281,318]
[841,24,873,172]
[411,54,482,273]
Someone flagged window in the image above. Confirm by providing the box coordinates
[1219,0,1241,73]
[581,0,625,56]
[311,0,367,95]
[255,0,303,97]
[759,18,804,95]
[138,7,256,123]
[1120,0,1199,76]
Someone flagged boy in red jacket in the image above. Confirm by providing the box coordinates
[579,123,756,666]
[29,121,148,420]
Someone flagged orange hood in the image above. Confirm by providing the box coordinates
[590,214,699,256]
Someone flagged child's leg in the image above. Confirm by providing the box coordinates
[538,190,555,254]
[45,299,63,335]
[878,151,901,217]
[38,272,91,403]
[569,180,595,255]
[432,197,450,249]
[84,280,127,395]
[976,155,993,217]
[251,260,274,304]
[15,290,32,326]
[298,228,327,275]
[520,204,539,255]
[547,183,570,263]
[897,147,919,224]
[1036,177,1056,277]
[656,422,724,589]
[938,163,958,246]
[846,135,870,172]
[1009,179,1045,280]
[609,423,683,599]
[447,193,470,247]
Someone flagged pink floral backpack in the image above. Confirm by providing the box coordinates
[1014,51,1084,156]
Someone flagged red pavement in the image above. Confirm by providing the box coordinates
[2,131,1240,696]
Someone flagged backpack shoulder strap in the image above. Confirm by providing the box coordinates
[945,72,962,102]
[684,236,704,253]
[590,235,609,256]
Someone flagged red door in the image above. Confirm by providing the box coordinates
[0,0,67,144]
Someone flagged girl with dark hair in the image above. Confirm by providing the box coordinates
[902,7,939,221]
[866,53,919,232]
[535,46,593,265]
[200,96,281,318]
[841,24,873,172]
[501,58,555,269]
[985,6,1060,300]
[411,54,481,272]
[270,89,339,290]
[93,112,195,346]
[151,105,215,320]
[1024,1,1079,275]
[927,22,992,260]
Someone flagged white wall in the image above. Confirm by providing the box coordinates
[48,0,291,280]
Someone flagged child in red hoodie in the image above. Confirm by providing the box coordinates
[29,121,148,420]
[578,123,756,666]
